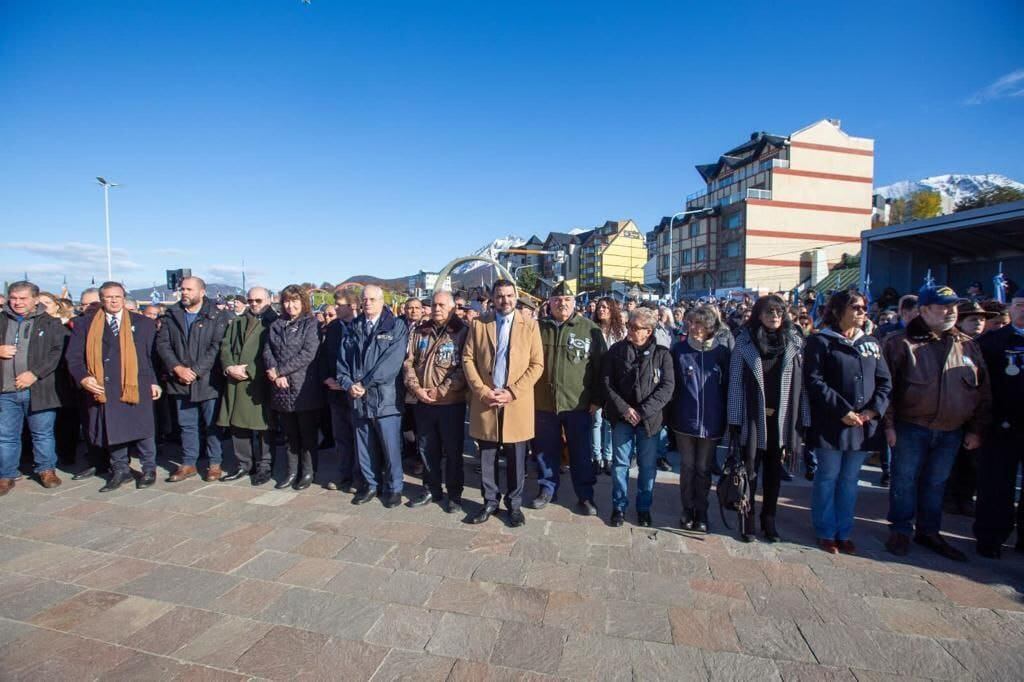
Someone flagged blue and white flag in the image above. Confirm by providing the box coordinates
[994,269,1008,304]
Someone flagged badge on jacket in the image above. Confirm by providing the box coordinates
[567,332,591,362]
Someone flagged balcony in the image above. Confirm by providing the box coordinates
[685,158,787,208]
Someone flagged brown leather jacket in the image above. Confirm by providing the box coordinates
[403,315,469,406]
[882,316,991,434]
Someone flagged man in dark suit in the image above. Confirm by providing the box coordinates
[66,282,162,492]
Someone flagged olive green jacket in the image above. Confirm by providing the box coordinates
[217,308,278,430]
[534,312,606,413]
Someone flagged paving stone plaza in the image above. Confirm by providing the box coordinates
[2,446,1024,681]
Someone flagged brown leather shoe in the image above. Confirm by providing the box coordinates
[818,539,839,554]
[0,478,14,496]
[204,465,223,482]
[837,539,856,555]
[167,465,198,483]
[38,470,63,489]
[886,532,911,557]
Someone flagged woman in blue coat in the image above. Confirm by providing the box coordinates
[803,290,891,554]
[669,304,730,533]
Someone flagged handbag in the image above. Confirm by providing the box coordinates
[716,437,751,531]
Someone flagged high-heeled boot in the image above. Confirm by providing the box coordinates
[761,515,781,543]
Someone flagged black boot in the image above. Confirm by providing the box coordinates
[762,515,780,543]
[693,509,708,534]
[680,508,694,531]
[740,511,755,543]
[294,471,313,490]
[275,472,296,489]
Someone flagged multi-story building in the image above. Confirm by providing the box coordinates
[578,220,648,292]
[652,119,873,295]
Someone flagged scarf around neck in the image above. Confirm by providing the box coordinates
[86,309,139,405]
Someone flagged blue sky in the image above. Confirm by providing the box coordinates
[2,1,1022,295]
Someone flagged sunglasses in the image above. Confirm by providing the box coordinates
[763,308,785,317]
[247,298,265,304]
[849,304,867,313]
[628,324,650,332]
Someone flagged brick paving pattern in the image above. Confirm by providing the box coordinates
[2,446,1024,680]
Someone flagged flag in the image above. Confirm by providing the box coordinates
[863,275,873,307]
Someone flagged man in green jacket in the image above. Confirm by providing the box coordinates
[217,288,278,485]
[532,282,606,515]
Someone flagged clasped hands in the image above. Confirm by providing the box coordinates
[841,409,878,427]
[265,367,289,389]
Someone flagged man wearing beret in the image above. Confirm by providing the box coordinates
[530,281,606,515]
[974,289,1024,558]
[882,285,992,561]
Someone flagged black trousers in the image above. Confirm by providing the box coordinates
[478,412,526,511]
[676,432,716,515]
[973,429,1024,547]
[279,410,319,476]
[415,402,466,499]
[746,444,783,522]
[109,437,157,475]
[231,427,269,474]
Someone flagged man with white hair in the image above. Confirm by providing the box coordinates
[338,285,410,508]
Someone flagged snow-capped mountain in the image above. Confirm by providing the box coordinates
[875,173,1024,206]
[453,235,527,273]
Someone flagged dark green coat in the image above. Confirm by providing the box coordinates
[535,312,606,413]
[217,308,278,430]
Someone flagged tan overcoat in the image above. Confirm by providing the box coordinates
[462,310,544,443]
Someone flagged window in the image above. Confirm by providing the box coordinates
[721,269,741,286]
[725,241,740,258]
[695,246,707,262]
[689,222,700,238]
[724,212,743,230]
[660,254,669,269]
[681,249,692,265]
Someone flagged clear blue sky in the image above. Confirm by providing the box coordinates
[2,1,1022,295]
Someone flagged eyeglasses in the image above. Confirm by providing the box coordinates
[763,308,785,317]
[628,324,650,332]
[849,304,867,313]
[247,299,264,304]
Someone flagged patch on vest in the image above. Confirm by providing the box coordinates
[567,332,591,362]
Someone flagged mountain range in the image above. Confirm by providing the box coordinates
[875,173,1024,206]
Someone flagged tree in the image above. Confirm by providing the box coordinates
[909,190,942,220]
[888,198,908,225]
[516,268,539,295]
[955,186,1024,212]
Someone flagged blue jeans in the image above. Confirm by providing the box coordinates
[611,421,659,512]
[354,413,404,494]
[0,390,57,479]
[176,397,222,467]
[534,409,595,502]
[591,410,612,463]
[887,422,962,536]
[811,449,868,541]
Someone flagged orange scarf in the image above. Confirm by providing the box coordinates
[85,309,139,404]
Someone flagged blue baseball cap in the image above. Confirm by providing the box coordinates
[918,285,963,306]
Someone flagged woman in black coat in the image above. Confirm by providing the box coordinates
[804,291,891,554]
[727,294,808,542]
[263,285,323,490]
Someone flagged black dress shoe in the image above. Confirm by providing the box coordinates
[532,489,553,510]
[221,469,249,482]
[294,472,314,491]
[976,543,1002,559]
[656,457,671,472]
[508,509,526,527]
[693,519,708,534]
[602,461,612,476]
[914,533,967,562]
[609,509,624,527]
[100,472,131,493]
[251,470,272,486]
[337,478,353,493]
[444,496,463,514]
[637,511,652,527]
[137,471,156,489]
[275,473,296,490]
[576,499,598,516]
[407,491,433,508]
[680,508,694,531]
[72,467,96,481]
[352,488,378,505]
[761,516,781,543]
[469,504,498,524]
[382,492,402,508]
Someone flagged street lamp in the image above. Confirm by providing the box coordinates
[666,207,712,302]
[96,177,120,281]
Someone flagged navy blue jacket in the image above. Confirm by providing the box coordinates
[803,329,892,452]
[976,325,1024,434]
[669,336,730,440]
[263,314,324,413]
[337,307,409,419]
[156,298,233,402]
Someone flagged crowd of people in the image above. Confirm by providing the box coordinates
[1,274,1022,562]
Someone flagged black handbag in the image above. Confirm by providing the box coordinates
[716,438,751,531]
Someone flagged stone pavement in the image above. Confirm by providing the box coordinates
[2,445,1024,681]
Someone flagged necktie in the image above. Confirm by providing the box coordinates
[493,316,509,389]
[109,314,120,337]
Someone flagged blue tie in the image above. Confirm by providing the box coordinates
[109,314,120,337]
[493,315,509,389]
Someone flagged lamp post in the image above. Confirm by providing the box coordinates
[666,207,712,303]
[96,177,120,281]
